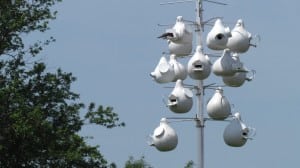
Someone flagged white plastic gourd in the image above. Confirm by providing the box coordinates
[206,19,231,50]
[158,16,193,56]
[169,16,192,44]
[187,45,212,80]
[150,56,175,83]
[227,19,252,53]
[168,42,193,56]
[206,88,231,120]
[149,118,178,151]
[222,72,247,87]
[222,54,251,87]
[223,113,255,147]
[169,54,187,81]
[212,49,244,76]
[168,79,193,113]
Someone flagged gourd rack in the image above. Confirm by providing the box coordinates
[148,0,258,168]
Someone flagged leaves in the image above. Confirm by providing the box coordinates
[184,160,195,168]
[0,0,61,55]
[0,1,124,167]
[85,103,125,128]
[125,156,153,168]
[0,52,125,167]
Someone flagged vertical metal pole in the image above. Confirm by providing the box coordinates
[196,80,204,168]
[195,1,204,168]
[196,0,204,45]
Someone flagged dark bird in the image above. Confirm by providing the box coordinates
[158,32,174,39]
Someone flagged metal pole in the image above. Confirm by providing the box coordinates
[196,80,205,168]
[195,1,205,168]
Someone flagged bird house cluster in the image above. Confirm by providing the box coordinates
[149,4,256,152]
[151,16,255,88]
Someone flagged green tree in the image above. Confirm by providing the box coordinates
[0,0,61,55]
[125,156,153,168]
[184,160,195,168]
[0,0,124,167]
[124,156,194,168]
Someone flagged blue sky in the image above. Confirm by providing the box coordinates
[36,0,300,167]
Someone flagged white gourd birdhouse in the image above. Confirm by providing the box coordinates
[150,56,175,83]
[169,54,187,81]
[206,88,231,120]
[168,79,193,113]
[187,45,212,80]
[223,113,254,147]
[227,19,252,53]
[212,49,244,76]
[149,118,178,152]
[222,72,247,87]
[168,42,193,56]
[158,16,193,56]
[206,19,231,50]
[222,55,249,87]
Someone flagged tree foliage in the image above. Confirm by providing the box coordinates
[184,160,195,168]
[0,0,61,55]
[0,0,124,167]
[124,156,194,168]
[125,156,153,168]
